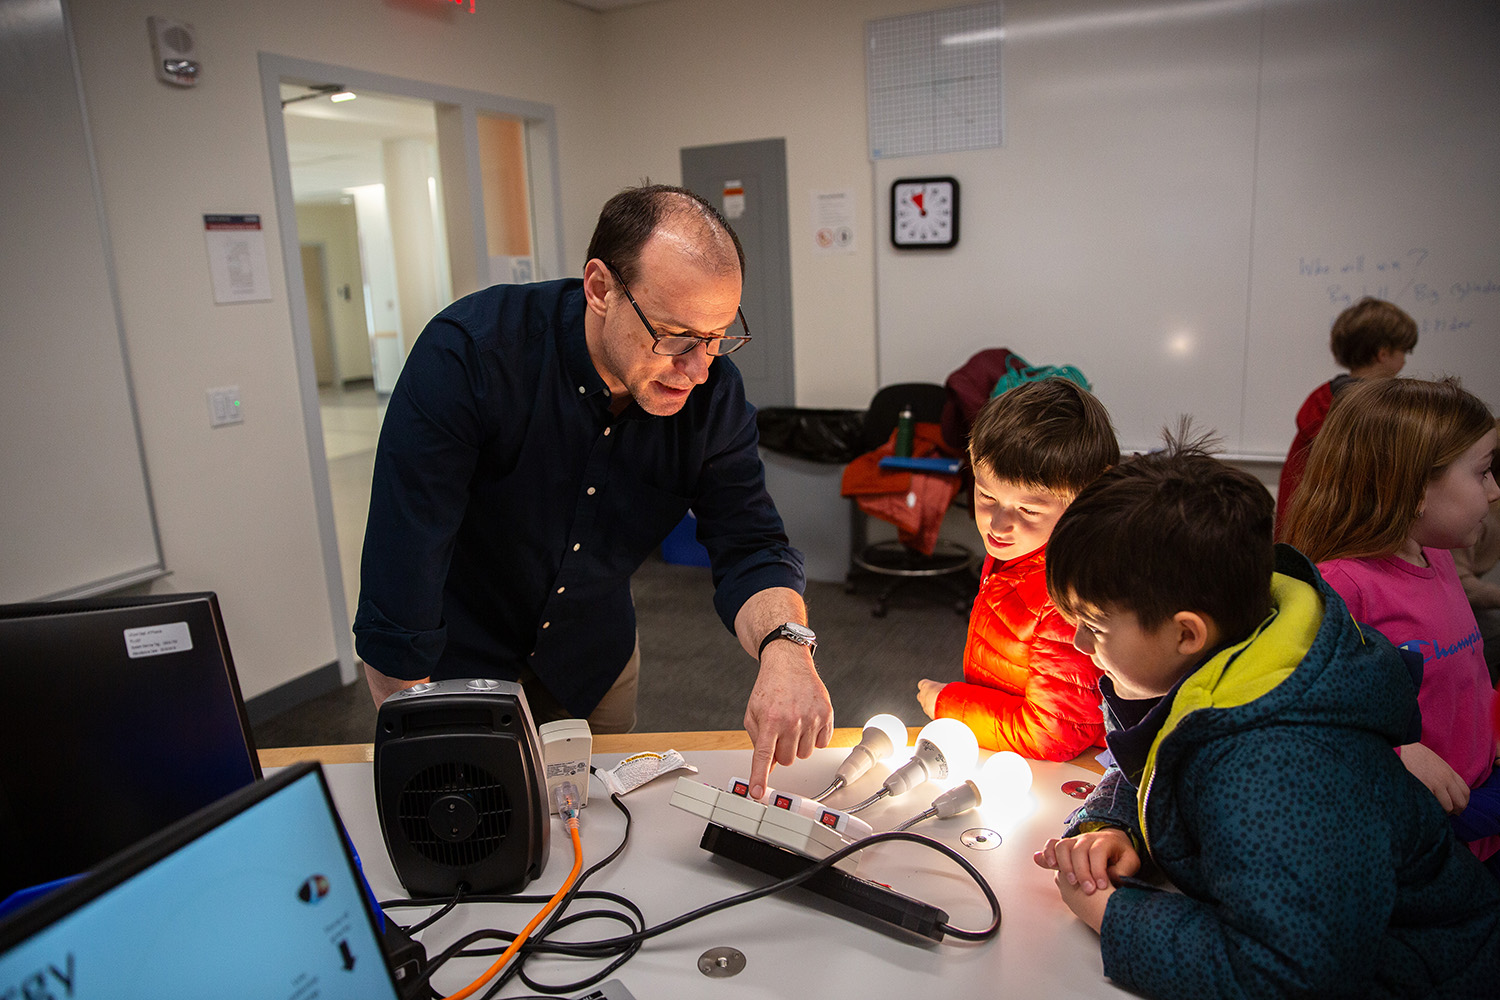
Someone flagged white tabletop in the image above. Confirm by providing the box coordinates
[316,745,1130,998]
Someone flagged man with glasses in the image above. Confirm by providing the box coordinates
[356,185,832,799]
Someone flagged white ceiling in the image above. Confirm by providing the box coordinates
[279,0,661,201]
[280,84,438,202]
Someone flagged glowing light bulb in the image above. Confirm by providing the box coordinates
[891,750,1035,831]
[814,714,909,801]
[883,718,978,797]
[864,714,909,756]
[977,750,1033,802]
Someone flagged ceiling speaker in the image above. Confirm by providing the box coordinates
[374,679,550,897]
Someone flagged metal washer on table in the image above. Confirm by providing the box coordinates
[698,946,746,978]
[960,827,1002,850]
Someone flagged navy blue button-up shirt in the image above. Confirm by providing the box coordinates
[353,279,804,715]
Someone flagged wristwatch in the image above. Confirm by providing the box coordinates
[757,622,817,659]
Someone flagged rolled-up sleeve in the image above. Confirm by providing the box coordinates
[353,321,486,680]
[690,367,805,632]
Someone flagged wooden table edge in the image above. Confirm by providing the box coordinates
[258,728,1105,774]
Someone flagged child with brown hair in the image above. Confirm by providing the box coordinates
[1280,376,1500,874]
[1276,296,1418,525]
[916,377,1118,760]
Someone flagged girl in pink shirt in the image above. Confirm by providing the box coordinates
[1282,377,1500,873]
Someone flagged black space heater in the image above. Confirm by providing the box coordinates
[374,678,550,896]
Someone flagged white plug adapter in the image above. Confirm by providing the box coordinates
[538,718,593,809]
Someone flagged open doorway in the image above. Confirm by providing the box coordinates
[260,55,564,689]
[281,83,452,633]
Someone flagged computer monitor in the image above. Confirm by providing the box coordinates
[0,762,404,999]
[0,592,262,900]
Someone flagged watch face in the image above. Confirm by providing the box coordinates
[783,623,816,642]
[891,177,958,249]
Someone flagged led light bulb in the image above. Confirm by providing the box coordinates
[814,713,909,801]
[891,749,1036,831]
[866,713,910,755]
[977,750,1033,802]
[882,718,979,797]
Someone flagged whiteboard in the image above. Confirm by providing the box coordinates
[0,0,163,602]
[874,0,1500,457]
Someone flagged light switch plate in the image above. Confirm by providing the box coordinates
[207,386,242,427]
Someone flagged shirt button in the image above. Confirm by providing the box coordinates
[603,427,611,436]
[557,586,566,594]
[587,487,596,495]
[572,543,580,551]
[542,621,551,629]
[578,385,586,394]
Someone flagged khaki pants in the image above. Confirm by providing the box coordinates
[518,633,640,734]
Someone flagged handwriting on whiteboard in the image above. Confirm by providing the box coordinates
[1296,248,1497,336]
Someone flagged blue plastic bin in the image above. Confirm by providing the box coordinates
[661,510,711,567]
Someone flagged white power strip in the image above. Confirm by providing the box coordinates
[669,776,870,873]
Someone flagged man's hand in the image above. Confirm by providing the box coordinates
[1400,741,1471,814]
[743,642,833,800]
[363,662,431,707]
[733,588,833,799]
[1033,828,1140,894]
[916,678,946,719]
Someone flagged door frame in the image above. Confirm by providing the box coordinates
[258,53,565,684]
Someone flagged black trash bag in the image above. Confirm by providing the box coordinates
[756,407,866,464]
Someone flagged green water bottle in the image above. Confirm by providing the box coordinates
[894,405,914,457]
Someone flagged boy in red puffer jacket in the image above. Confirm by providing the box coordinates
[917,378,1118,760]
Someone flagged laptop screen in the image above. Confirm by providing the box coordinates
[0,592,261,899]
[0,763,402,1000]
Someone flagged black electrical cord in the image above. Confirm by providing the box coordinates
[404,767,641,999]
[381,882,469,936]
[515,829,1000,958]
[483,768,640,997]
[404,773,1001,997]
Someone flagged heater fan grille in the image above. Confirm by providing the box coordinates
[398,761,512,868]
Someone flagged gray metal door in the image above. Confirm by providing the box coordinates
[680,139,793,408]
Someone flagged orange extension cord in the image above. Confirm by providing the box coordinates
[440,819,584,1000]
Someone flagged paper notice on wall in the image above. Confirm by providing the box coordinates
[203,214,273,303]
[722,181,745,219]
[811,189,856,255]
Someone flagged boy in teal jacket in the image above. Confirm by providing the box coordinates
[1033,437,1500,999]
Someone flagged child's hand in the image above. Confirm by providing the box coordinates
[916,678,945,719]
[1400,741,1471,814]
[1033,828,1140,893]
[1054,870,1112,933]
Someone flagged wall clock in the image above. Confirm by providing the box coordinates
[890,176,959,249]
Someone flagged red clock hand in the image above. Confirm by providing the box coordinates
[911,192,926,215]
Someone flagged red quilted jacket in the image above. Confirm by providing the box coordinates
[935,547,1106,760]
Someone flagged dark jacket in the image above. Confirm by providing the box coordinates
[1067,546,1500,999]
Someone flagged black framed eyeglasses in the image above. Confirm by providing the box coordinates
[603,261,751,357]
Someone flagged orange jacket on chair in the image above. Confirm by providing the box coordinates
[935,547,1106,760]
[840,422,959,556]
